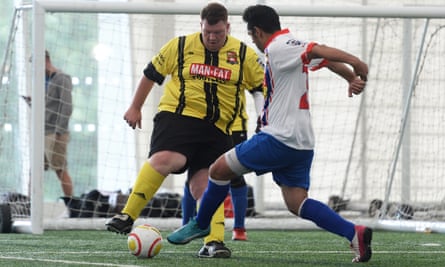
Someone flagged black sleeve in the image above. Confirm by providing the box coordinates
[143,62,165,85]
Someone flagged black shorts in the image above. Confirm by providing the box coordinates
[184,129,248,187]
[231,130,247,146]
[149,111,232,176]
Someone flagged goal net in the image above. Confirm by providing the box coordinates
[1,0,445,234]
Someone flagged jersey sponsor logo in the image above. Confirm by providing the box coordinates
[189,63,232,81]
[286,39,306,47]
[226,51,238,64]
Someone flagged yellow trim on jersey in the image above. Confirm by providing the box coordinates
[150,32,264,134]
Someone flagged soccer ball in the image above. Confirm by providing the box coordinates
[127,224,163,258]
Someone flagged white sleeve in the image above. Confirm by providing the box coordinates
[252,91,264,117]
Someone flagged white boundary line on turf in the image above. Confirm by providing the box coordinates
[222,250,445,254]
[2,249,444,266]
[0,256,140,267]
[3,250,445,260]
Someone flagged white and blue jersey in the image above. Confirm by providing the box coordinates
[235,29,327,189]
[261,28,327,150]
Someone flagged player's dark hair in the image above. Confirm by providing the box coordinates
[242,5,281,34]
[201,2,228,25]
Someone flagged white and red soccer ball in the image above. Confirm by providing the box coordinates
[127,224,163,258]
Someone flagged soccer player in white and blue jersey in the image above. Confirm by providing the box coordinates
[168,4,373,263]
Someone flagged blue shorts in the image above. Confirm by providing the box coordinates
[235,132,314,190]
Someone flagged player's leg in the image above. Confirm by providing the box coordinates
[281,186,372,262]
[106,112,188,234]
[189,169,231,258]
[277,149,372,263]
[200,203,230,258]
[181,180,196,225]
[170,121,234,256]
[230,176,248,241]
[167,147,245,245]
[106,157,170,234]
[229,131,248,241]
[167,126,238,245]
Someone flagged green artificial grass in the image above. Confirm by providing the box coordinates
[0,229,444,266]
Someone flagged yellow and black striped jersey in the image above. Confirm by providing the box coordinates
[145,32,264,134]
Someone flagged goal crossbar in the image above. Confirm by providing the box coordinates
[38,1,445,18]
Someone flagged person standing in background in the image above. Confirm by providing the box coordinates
[44,50,74,197]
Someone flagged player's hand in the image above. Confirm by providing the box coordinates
[124,107,142,129]
[348,77,366,97]
[353,61,368,82]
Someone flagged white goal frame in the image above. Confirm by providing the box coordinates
[25,0,445,234]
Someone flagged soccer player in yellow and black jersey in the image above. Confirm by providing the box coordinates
[106,2,264,258]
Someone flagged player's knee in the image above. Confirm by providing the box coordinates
[209,162,222,179]
[209,160,231,181]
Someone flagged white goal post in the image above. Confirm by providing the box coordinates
[2,0,444,234]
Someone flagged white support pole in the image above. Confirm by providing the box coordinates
[401,19,412,204]
[30,0,46,234]
[359,0,368,201]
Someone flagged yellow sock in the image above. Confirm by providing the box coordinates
[122,162,165,220]
[204,202,225,244]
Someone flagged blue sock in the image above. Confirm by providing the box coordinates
[230,185,248,229]
[299,198,355,241]
[196,178,230,229]
[181,184,196,225]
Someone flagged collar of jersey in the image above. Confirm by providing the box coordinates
[265,28,290,50]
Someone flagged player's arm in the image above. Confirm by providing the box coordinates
[249,87,264,117]
[309,44,368,82]
[124,76,155,129]
[326,61,366,97]
[244,47,266,125]
[250,88,264,133]
[124,37,176,129]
